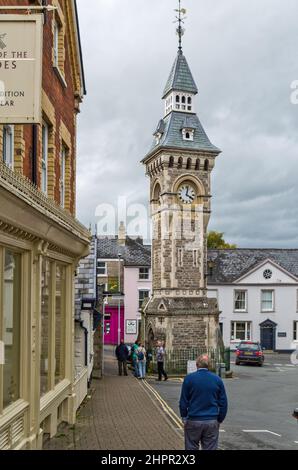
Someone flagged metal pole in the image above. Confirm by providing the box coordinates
[118,254,121,345]
[102,299,106,377]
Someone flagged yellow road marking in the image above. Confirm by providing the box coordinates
[141,379,184,430]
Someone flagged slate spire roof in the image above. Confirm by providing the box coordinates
[162,51,198,99]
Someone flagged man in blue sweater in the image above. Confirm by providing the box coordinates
[179,354,228,450]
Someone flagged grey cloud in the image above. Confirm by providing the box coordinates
[76,0,298,247]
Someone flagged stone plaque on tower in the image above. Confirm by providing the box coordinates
[141,3,221,351]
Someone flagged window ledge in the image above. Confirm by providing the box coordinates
[53,65,67,89]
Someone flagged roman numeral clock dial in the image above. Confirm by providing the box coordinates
[178,184,196,204]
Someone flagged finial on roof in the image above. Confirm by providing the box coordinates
[174,0,187,53]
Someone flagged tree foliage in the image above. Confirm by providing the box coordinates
[207,231,237,250]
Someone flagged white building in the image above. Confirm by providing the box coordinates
[207,249,298,352]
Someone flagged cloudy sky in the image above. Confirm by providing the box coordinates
[76,0,298,248]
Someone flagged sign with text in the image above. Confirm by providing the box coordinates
[126,320,137,335]
[0,14,43,124]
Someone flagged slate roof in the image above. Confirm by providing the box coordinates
[163,51,198,99]
[145,111,220,159]
[207,249,298,284]
[97,237,151,267]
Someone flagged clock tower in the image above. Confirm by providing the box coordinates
[142,3,221,351]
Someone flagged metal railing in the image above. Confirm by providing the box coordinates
[149,347,231,375]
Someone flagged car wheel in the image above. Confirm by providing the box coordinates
[258,362,263,367]
[235,360,240,366]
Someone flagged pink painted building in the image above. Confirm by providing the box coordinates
[97,224,151,346]
[124,266,152,344]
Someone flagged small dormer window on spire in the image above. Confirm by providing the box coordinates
[182,128,194,141]
[181,117,195,141]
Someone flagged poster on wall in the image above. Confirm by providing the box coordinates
[0,14,43,124]
[126,320,137,335]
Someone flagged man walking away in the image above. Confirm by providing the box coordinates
[179,354,228,451]
[115,340,129,376]
[137,343,147,379]
[156,341,168,381]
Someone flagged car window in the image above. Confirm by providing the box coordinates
[239,343,259,351]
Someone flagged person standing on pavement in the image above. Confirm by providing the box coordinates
[179,354,228,451]
[156,341,168,381]
[115,340,129,376]
[131,341,139,378]
[137,343,147,379]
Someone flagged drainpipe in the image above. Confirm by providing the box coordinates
[32,125,38,185]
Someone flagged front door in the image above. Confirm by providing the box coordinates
[260,319,277,351]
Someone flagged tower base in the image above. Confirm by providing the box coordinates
[143,296,220,351]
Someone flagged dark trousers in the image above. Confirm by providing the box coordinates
[118,360,128,376]
[184,420,219,451]
[157,361,168,381]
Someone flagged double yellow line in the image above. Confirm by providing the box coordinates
[141,379,184,430]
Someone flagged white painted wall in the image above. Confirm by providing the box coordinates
[208,283,298,351]
[124,267,152,344]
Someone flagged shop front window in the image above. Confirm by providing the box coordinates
[3,250,21,409]
[40,259,52,396]
[55,264,66,385]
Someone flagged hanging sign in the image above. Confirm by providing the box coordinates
[0,14,43,124]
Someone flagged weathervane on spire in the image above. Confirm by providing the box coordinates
[174,0,187,53]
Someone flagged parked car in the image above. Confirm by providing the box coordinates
[235,341,265,366]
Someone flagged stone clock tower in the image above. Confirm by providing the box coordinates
[142,6,221,351]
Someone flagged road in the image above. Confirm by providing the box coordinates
[148,353,298,450]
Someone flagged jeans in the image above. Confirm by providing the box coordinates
[118,360,128,376]
[157,362,168,381]
[138,361,146,378]
[132,358,139,377]
[184,420,220,451]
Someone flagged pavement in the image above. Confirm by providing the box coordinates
[149,352,298,450]
[44,346,183,451]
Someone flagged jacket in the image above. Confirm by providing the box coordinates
[115,343,129,362]
[179,369,228,423]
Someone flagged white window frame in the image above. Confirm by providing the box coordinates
[261,290,274,312]
[139,267,149,280]
[53,20,60,68]
[234,290,247,312]
[97,261,107,276]
[231,321,252,342]
[42,122,48,194]
[138,289,150,310]
[60,145,66,207]
[2,124,14,169]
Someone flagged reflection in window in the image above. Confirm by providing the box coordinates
[3,250,21,409]
[55,265,66,385]
[40,259,51,396]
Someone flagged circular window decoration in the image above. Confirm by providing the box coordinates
[263,269,273,280]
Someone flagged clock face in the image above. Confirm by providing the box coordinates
[178,184,196,204]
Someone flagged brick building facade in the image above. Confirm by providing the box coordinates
[0,1,89,450]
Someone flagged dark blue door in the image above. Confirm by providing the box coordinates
[260,320,277,351]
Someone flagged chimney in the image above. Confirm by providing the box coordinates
[118,221,126,246]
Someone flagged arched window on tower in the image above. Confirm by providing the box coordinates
[186,158,192,170]
[169,156,174,168]
[195,159,200,171]
[178,157,183,169]
[204,159,209,171]
[175,95,180,110]
[182,96,186,104]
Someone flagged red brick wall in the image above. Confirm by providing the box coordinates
[0,0,80,215]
